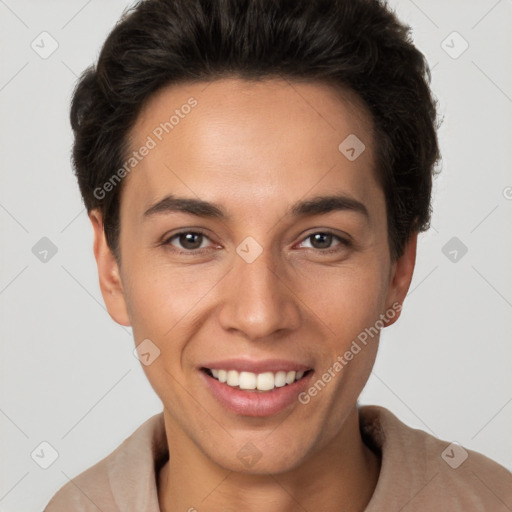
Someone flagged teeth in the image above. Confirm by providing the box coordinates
[274,371,287,387]
[285,371,296,384]
[227,370,239,387]
[239,371,256,390]
[207,368,308,391]
[256,372,274,391]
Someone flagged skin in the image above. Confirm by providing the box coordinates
[90,78,417,512]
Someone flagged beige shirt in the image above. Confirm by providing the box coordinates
[44,405,512,511]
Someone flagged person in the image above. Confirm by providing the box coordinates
[44,0,512,510]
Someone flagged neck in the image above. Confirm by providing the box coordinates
[158,405,380,512]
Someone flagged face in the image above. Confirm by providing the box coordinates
[91,78,416,474]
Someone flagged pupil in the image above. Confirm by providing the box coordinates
[312,233,331,249]
[181,233,202,249]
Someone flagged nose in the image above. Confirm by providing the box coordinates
[218,246,301,341]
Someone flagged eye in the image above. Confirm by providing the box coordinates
[297,231,350,252]
[163,231,215,252]
[161,230,351,255]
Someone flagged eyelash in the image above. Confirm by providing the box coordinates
[162,230,351,255]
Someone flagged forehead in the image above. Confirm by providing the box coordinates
[122,77,379,218]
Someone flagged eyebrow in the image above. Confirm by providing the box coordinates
[143,193,369,221]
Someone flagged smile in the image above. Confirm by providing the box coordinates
[199,360,315,417]
[203,368,311,392]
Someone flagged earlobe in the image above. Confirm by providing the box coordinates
[89,209,131,327]
[383,232,418,327]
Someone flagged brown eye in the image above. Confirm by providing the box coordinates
[164,231,212,252]
[309,232,333,249]
[177,232,204,250]
[297,231,351,252]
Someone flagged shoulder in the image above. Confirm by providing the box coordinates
[43,456,114,512]
[360,405,512,511]
[44,412,167,512]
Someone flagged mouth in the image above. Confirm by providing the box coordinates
[201,367,313,392]
[199,362,315,417]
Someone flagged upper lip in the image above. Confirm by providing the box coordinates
[200,358,313,374]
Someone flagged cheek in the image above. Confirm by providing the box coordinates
[121,265,200,401]
[121,258,227,364]
[303,265,387,423]
[294,258,389,342]
[124,270,195,337]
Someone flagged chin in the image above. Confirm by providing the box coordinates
[213,448,306,476]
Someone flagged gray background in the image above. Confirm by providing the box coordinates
[1,0,511,510]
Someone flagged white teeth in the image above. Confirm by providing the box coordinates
[274,371,287,387]
[239,371,256,390]
[207,368,308,391]
[226,370,239,387]
[257,372,275,391]
[285,371,296,385]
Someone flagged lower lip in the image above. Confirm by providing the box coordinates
[200,369,314,417]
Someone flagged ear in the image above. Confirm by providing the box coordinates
[89,209,131,327]
[383,232,418,327]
